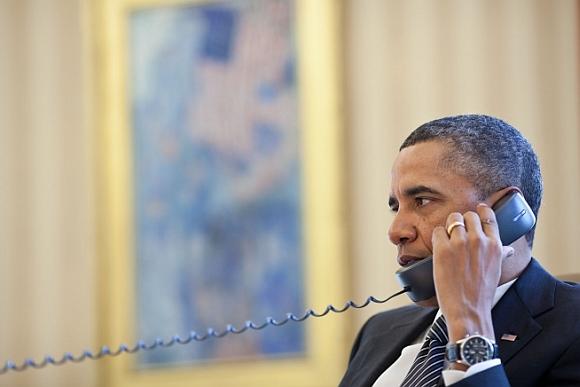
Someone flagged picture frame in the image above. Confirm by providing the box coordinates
[94,0,348,386]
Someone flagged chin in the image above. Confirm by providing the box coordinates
[415,296,438,308]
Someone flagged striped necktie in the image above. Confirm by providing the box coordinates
[400,316,448,387]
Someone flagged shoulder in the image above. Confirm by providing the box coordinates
[518,258,580,310]
[360,304,436,335]
[368,304,431,321]
[517,258,580,340]
[347,304,436,363]
[549,277,580,327]
[554,278,580,304]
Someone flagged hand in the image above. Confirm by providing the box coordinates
[431,203,514,342]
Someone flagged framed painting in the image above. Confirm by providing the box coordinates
[95,0,348,386]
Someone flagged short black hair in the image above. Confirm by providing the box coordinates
[400,114,543,247]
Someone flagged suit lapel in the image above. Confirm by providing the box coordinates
[492,259,556,364]
[374,312,435,366]
[341,306,436,387]
[492,288,542,363]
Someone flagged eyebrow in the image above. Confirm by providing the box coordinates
[388,185,443,208]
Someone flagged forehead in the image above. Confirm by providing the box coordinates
[391,141,473,194]
[394,141,448,173]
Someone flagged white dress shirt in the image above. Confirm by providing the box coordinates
[372,279,516,386]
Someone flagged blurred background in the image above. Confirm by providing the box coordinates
[0,0,578,386]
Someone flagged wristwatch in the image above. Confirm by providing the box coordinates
[445,334,499,366]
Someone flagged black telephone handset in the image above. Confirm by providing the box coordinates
[395,191,536,302]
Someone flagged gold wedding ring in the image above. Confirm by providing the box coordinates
[446,221,465,236]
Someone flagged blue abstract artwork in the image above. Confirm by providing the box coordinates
[128,0,304,367]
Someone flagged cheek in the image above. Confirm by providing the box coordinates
[416,217,437,251]
[418,207,452,249]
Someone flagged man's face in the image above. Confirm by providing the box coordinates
[388,141,483,267]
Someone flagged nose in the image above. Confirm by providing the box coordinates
[388,210,417,246]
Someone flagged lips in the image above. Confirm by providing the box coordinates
[397,255,424,267]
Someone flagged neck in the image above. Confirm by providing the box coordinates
[499,238,532,285]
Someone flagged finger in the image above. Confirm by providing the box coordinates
[463,211,485,237]
[445,212,466,239]
[432,225,450,251]
[476,203,501,241]
[433,225,448,242]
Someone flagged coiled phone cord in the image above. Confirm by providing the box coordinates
[0,287,409,375]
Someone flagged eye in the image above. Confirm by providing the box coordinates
[415,197,433,207]
[388,197,399,212]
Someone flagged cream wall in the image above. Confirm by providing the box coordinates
[0,0,578,386]
[0,1,97,386]
[346,0,580,340]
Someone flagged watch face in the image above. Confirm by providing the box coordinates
[461,336,493,365]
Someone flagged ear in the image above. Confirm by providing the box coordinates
[484,186,523,207]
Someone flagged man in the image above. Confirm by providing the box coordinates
[339,115,580,386]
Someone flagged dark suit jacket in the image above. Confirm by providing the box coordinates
[339,259,580,387]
